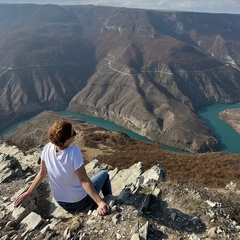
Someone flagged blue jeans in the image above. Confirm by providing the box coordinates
[57,170,112,212]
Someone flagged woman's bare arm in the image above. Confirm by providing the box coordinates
[75,165,109,215]
[14,160,47,207]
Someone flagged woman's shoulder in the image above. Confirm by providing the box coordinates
[43,142,55,150]
[69,145,81,151]
[68,145,82,155]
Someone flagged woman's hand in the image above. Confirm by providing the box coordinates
[14,160,47,207]
[75,166,110,215]
[14,192,30,207]
[97,200,110,215]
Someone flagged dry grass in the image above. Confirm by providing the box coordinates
[102,141,240,188]
[5,124,240,190]
[83,130,240,189]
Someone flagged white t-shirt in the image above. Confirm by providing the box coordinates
[41,142,87,202]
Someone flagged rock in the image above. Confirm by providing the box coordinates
[25,174,37,183]
[0,154,23,183]
[206,200,217,208]
[0,145,240,240]
[112,213,121,224]
[12,206,31,225]
[63,228,71,239]
[85,159,104,178]
[110,162,144,196]
[139,221,149,240]
[49,197,72,218]
[138,194,151,214]
[116,232,121,239]
[131,222,139,234]
[226,181,237,191]
[171,212,177,221]
[131,233,140,240]
[117,187,132,203]
[21,211,44,231]
[140,164,166,185]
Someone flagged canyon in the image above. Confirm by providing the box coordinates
[1,4,240,152]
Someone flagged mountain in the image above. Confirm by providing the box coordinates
[1,4,240,152]
[0,4,96,127]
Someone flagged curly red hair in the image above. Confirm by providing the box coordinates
[48,121,72,148]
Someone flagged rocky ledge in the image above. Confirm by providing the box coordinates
[219,108,240,135]
[0,142,240,240]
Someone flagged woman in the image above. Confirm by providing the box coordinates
[14,121,112,215]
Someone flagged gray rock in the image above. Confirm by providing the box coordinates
[12,206,31,225]
[85,159,104,178]
[131,233,140,240]
[206,200,217,208]
[171,212,177,221]
[139,221,149,240]
[86,216,96,225]
[110,162,144,196]
[141,164,166,185]
[49,196,72,218]
[63,227,71,239]
[131,222,139,234]
[0,210,4,219]
[25,174,37,183]
[116,232,122,239]
[1,140,240,240]
[112,213,121,224]
[0,155,23,183]
[139,194,151,214]
[117,187,131,203]
[21,211,44,231]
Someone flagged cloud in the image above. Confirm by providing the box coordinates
[80,0,240,14]
[0,0,239,14]
[128,0,240,14]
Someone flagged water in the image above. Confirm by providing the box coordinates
[58,110,154,144]
[0,120,28,136]
[57,111,184,152]
[198,103,240,153]
[1,104,240,153]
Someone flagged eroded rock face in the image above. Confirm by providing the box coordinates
[219,109,240,134]
[68,99,220,152]
[0,153,23,183]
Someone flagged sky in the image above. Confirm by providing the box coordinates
[0,0,240,14]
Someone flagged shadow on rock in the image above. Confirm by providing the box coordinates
[149,195,206,234]
[116,184,206,238]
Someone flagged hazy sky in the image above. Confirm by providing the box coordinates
[0,0,240,14]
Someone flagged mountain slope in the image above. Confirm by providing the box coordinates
[1,4,240,152]
[66,6,240,152]
[0,4,96,127]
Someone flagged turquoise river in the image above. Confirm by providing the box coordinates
[1,104,240,154]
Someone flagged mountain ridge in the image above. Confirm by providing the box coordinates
[1,4,240,152]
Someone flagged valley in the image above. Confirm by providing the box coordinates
[1,4,240,152]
